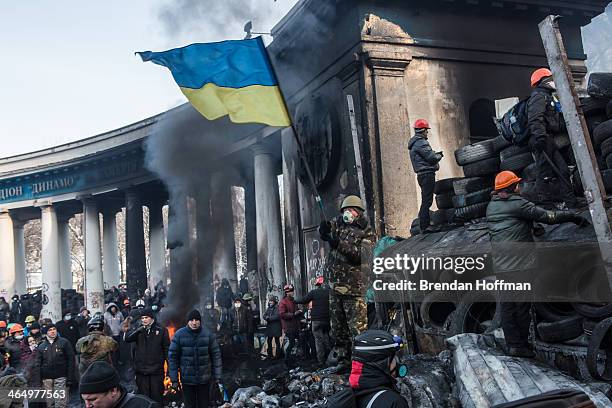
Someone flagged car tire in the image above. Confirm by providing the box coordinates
[431,209,448,226]
[435,193,454,209]
[449,291,501,335]
[499,145,530,161]
[587,73,612,99]
[453,176,493,195]
[462,157,500,177]
[536,316,584,343]
[592,119,612,149]
[434,178,459,195]
[534,303,579,323]
[572,302,612,320]
[586,317,612,381]
[452,188,493,208]
[419,292,457,330]
[601,137,612,158]
[581,96,609,116]
[500,152,534,172]
[606,99,612,120]
[454,139,497,166]
[454,202,489,222]
[492,135,512,152]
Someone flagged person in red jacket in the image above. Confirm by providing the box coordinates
[278,285,303,363]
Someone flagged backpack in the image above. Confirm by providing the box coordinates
[496,98,531,146]
[323,386,391,408]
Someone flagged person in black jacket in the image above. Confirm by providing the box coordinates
[263,295,282,360]
[346,330,408,408]
[202,298,220,334]
[487,170,588,357]
[80,361,160,408]
[75,307,91,338]
[168,310,222,408]
[35,324,75,408]
[408,118,443,232]
[296,276,331,365]
[230,297,253,357]
[55,312,80,352]
[123,308,169,404]
[10,295,22,324]
[215,279,234,328]
[527,68,576,207]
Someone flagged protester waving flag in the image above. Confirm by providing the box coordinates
[137,37,291,127]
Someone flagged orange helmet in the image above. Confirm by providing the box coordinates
[9,323,23,335]
[495,171,522,191]
[531,68,553,87]
[414,119,430,130]
[0,321,6,328]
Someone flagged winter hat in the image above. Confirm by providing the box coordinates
[140,308,154,319]
[30,322,40,330]
[79,361,120,394]
[41,323,56,335]
[187,309,201,322]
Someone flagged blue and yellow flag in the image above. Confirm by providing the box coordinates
[137,37,291,127]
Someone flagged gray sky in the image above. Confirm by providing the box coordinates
[0,1,609,158]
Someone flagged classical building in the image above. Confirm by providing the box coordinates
[0,0,607,319]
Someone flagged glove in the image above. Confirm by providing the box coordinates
[319,221,331,236]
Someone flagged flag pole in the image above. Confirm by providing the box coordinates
[259,37,328,221]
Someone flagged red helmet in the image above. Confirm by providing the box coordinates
[123,299,130,306]
[414,119,430,130]
[315,276,324,286]
[283,284,295,293]
[531,68,552,87]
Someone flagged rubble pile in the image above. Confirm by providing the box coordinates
[218,352,454,408]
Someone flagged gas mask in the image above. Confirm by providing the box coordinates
[544,80,556,91]
[343,210,356,224]
[390,356,408,379]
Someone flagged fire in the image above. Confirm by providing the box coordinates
[164,324,179,396]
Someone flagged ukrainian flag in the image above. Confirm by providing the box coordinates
[137,37,291,127]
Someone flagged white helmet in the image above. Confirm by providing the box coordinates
[136,299,145,308]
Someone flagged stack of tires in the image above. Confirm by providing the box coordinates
[583,73,612,194]
[432,178,460,229]
[452,136,508,222]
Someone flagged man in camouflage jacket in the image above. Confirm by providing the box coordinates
[319,195,374,362]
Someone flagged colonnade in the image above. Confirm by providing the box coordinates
[0,143,290,318]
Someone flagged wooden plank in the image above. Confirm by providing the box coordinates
[539,15,612,294]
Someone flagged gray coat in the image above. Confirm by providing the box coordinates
[408,134,442,174]
[103,303,124,337]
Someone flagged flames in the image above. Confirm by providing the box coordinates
[164,324,179,396]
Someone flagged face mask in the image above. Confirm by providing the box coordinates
[152,305,158,311]
[14,334,24,341]
[546,80,556,91]
[390,357,408,378]
[205,305,212,310]
[234,303,241,308]
[64,315,71,321]
[343,210,356,224]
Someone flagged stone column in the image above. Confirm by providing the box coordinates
[281,128,304,296]
[244,179,257,276]
[13,220,27,295]
[360,48,413,237]
[102,210,121,289]
[125,189,147,301]
[58,216,73,289]
[252,145,286,297]
[148,202,166,289]
[83,200,104,315]
[0,211,16,299]
[195,184,213,297]
[40,205,61,322]
[210,172,238,291]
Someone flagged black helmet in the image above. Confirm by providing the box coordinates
[87,317,104,332]
[352,330,400,362]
